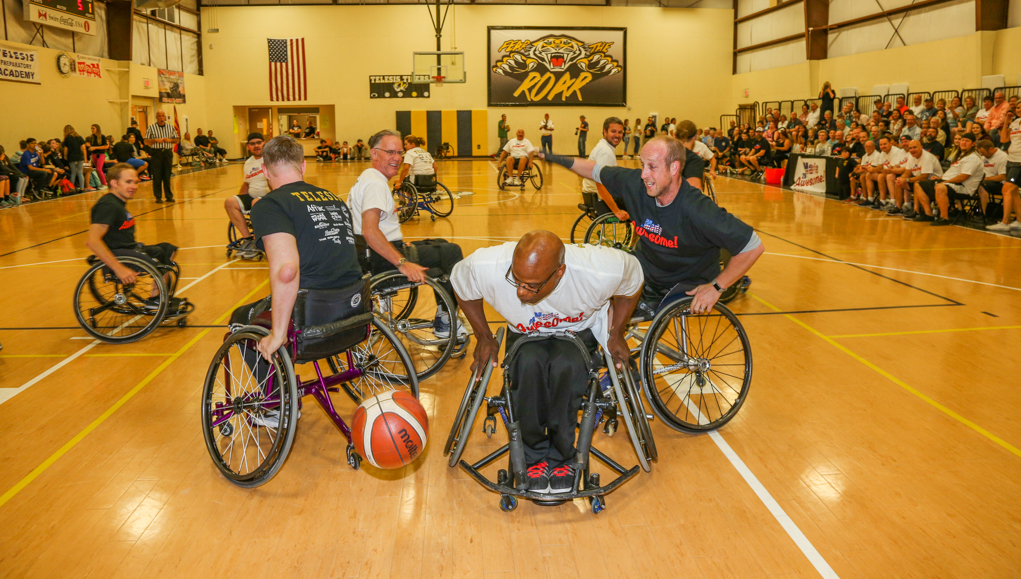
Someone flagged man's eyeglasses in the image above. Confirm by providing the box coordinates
[373,148,403,157]
[505,264,560,294]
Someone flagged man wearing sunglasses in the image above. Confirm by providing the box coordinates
[349,129,467,338]
[450,230,643,494]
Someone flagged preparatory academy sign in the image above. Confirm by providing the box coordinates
[488,27,626,107]
[369,75,431,99]
[0,44,40,84]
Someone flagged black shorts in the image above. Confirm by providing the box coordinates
[234,193,254,212]
[1007,162,1020,186]
[918,179,967,198]
[138,243,178,267]
[982,181,1004,197]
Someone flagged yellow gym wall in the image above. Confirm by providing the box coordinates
[198,5,735,158]
[0,41,208,152]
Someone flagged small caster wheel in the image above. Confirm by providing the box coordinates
[603,418,618,437]
[177,317,188,327]
[497,469,509,485]
[590,496,605,514]
[483,415,496,438]
[226,249,233,258]
[500,495,518,512]
[346,443,361,470]
[219,422,234,437]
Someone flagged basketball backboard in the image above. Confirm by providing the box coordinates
[413,51,465,83]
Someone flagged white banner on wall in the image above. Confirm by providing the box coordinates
[790,157,828,194]
[75,54,102,79]
[0,44,40,84]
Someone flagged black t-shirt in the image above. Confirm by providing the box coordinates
[835,157,858,179]
[250,181,362,290]
[601,167,754,286]
[849,142,866,158]
[682,149,705,182]
[112,142,135,163]
[923,140,945,161]
[91,193,136,250]
[644,123,657,138]
[194,135,210,147]
[64,135,86,162]
[304,126,317,138]
[751,138,770,156]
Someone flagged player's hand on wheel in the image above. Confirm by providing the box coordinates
[606,334,630,370]
[613,209,630,222]
[471,333,500,373]
[398,261,429,284]
[258,331,287,358]
[114,265,137,285]
[685,283,721,315]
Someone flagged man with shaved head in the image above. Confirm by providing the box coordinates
[890,140,942,218]
[542,138,763,320]
[450,230,643,494]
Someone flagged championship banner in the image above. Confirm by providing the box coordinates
[158,69,185,104]
[790,157,828,194]
[75,54,101,79]
[0,43,39,84]
[488,27,626,107]
[369,75,431,99]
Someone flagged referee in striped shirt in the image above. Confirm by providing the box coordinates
[144,110,180,202]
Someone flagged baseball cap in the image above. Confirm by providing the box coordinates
[247,132,264,142]
[755,127,764,132]
[959,133,976,142]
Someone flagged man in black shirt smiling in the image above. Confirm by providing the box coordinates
[229,136,363,358]
[542,136,763,316]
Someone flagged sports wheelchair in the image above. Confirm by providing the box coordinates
[393,175,455,223]
[201,279,418,487]
[226,212,265,260]
[73,249,194,343]
[497,160,544,191]
[445,328,657,514]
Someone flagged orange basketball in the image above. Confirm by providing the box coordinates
[351,390,429,470]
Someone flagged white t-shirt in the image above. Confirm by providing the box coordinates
[348,168,402,242]
[942,152,985,195]
[975,107,990,123]
[982,148,1009,177]
[583,138,617,193]
[402,147,435,176]
[806,109,820,127]
[666,123,676,137]
[910,105,925,117]
[693,140,714,161]
[539,119,554,135]
[882,147,908,171]
[905,150,943,179]
[1008,118,1021,163]
[859,150,882,169]
[243,155,270,198]
[504,138,535,159]
[449,242,644,350]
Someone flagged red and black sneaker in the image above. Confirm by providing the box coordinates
[549,463,576,494]
[525,461,550,494]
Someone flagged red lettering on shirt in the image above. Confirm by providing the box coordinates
[635,226,679,248]
[515,312,584,333]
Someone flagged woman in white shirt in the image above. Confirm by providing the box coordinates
[396,135,437,187]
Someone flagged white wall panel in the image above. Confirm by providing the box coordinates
[736,0,770,19]
[828,0,974,58]
[148,21,167,69]
[736,2,804,49]
[133,17,150,65]
[736,37,806,73]
[74,2,109,58]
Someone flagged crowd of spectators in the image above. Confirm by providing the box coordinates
[314,138,369,162]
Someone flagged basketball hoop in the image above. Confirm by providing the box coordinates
[432,75,446,84]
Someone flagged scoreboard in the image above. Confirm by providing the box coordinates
[24,0,97,35]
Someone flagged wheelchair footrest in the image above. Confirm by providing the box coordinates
[458,456,639,503]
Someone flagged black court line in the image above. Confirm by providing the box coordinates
[982,311,999,317]
[735,303,963,317]
[0,183,236,258]
[754,229,964,305]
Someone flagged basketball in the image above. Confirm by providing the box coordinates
[351,390,429,470]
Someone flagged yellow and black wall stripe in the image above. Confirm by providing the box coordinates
[395,110,488,157]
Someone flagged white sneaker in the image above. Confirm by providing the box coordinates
[986,222,1010,231]
[1010,220,1021,230]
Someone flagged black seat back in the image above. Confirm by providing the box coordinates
[292,279,372,362]
[412,174,437,191]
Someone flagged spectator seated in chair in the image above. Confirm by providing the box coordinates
[18,138,56,198]
[111,134,150,179]
[912,133,984,226]
[976,138,1008,220]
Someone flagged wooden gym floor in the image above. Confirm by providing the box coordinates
[0,158,1019,578]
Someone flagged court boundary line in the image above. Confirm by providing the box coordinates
[828,325,1021,338]
[748,292,1021,460]
[755,230,963,305]
[709,431,839,579]
[0,279,270,510]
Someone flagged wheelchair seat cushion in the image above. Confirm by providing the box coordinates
[411,174,437,191]
[291,279,372,362]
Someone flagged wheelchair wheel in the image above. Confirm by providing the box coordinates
[583,212,636,251]
[395,182,417,223]
[201,326,299,488]
[528,167,544,190]
[73,256,169,344]
[367,272,458,381]
[227,222,239,245]
[703,173,718,204]
[422,182,454,217]
[327,317,420,404]
[497,167,508,191]
[445,327,505,467]
[639,297,752,432]
[570,211,594,244]
[717,249,740,304]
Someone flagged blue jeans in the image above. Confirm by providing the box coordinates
[578,135,586,157]
[69,160,85,188]
[541,134,553,156]
[633,136,641,155]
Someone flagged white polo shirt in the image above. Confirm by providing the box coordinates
[503,138,535,159]
[450,242,644,350]
[583,138,617,194]
[402,147,435,176]
[348,167,402,242]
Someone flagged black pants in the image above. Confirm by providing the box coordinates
[368,239,462,308]
[505,329,599,465]
[150,149,174,200]
[27,169,50,193]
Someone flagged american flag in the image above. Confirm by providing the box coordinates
[268,38,307,101]
[802,162,818,175]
